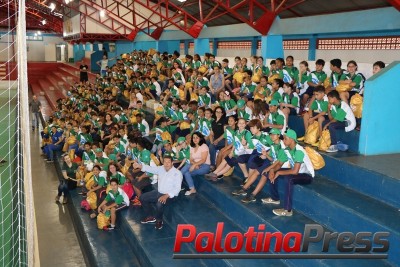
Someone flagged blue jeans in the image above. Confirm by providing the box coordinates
[140,190,174,222]
[266,173,312,211]
[181,163,210,189]
[207,139,225,166]
[45,144,63,160]
[32,112,40,128]
[322,120,346,145]
[58,180,68,196]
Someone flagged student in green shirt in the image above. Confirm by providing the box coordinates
[198,86,211,108]
[238,75,256,99]
[270,78,284,103]
[97,178,129,231]
[299,86,329,138]
[284,55,299,84]
[130,138,153,200]
[264,129,315,216]
[198,108,213,140]
[94,148,110,171]
[82,142,96,169]
[222,58,234,91]
[175,136,190,170]
[297,61,311,96]
[237,119,272,182]
[236,99,251,121]
[323,90,356,153]
[234,128,284,203]
[86,164,108,218]
[303,59,327,107]
[280,82,300,122]
[329,58,346,90]
[206,118,252,180]
[266,100,286,134]
[341,60,365,103]
[108,163,126,185]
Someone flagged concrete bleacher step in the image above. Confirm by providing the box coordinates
[119,205,210,267]
[58,67,80,80]
[53,71,74,87]
[61,63,97,80]
[196,175,393,267]
[288,116,360,152]
[37,78,65,110]
[46,76,68,96]
[30,82,43,96]
[68,190,141,267]
[292,176,399,266]
[318,151,400,209]
[164,193,288,267]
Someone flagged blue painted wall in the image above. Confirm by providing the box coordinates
[133,41,157,51]
[115,41,134,57]
[156,40,180,54]
[194,38,210,55]
[90,51,102,73]
[73,44,85,62]
[260,35,284,59]
[359,61,400,155]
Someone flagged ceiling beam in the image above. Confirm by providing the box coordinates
[387,0,400,11]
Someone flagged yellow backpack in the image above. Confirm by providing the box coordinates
[318,130,331,152]
[350,93,363,118]
[97,212,110,230]
[305,147,325,170]
[304,121,320,145]
[86,191,98,210]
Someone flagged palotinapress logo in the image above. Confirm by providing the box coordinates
[173,223,389,259]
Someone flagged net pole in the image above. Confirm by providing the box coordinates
[17,0,35,266]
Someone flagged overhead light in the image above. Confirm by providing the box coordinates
[37,31,42,35]
[99,10,105,17]
[42,19,46,25]
[49,3,55,11]
[177,0,186,2]
[65,0,71,3]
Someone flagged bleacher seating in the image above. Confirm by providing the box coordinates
[32,57,397,267]
[50,106,399,267]
[288,115,360,153]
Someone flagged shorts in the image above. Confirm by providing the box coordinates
[312,111,329,121]
[302,86,315,97]
[225,156,238,167]
[256,161,271,175]
[106,201,128,211]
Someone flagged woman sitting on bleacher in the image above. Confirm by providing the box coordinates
[181,132,211,196]
[207,106,226,171]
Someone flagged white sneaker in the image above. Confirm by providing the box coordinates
[326,145,338,153]
[273,208,293,216]
[185,189,196,196]
[261,197,280,205]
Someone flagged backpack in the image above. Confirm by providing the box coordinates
[304,147,325,170]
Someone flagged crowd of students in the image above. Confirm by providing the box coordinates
[39,49,386,230]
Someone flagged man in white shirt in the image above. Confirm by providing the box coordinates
[133,156,182,230]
